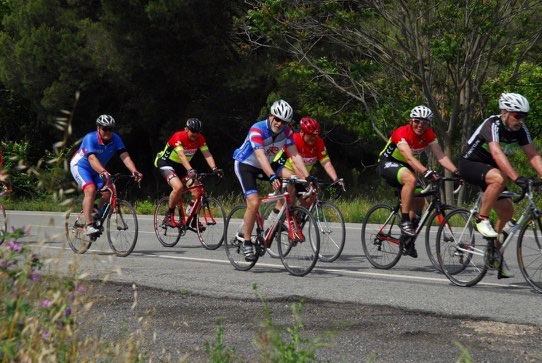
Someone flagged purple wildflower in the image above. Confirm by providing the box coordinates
[40,299,52,308]
[8,240,22,252]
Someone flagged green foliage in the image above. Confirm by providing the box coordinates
[204,323,239,363]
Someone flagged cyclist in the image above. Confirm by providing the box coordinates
[70,115,143,235]
[233,99,314,261]
[272,116,344,210]
[459,92,542,279]
[155,118,223,228]
[379,105,459,257]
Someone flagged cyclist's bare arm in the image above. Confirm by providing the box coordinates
[201,149,218,170]
[321,159,339,181]
[522,143,542,177]
[88,154,107,174]
[397,143,426,173]
[429,143,458,173]
[173,146,194,171]
[286,144,310,178]
[119,152,142,179]
[488,142,519,181]
[254,149,280,190]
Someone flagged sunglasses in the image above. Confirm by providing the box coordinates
[510,112,528,120]
[100,126,114,132]
[273,116,289,124]
[412,118,430,125]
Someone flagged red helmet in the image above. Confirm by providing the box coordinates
[300,117,320,135]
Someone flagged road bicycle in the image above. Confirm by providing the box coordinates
[436,179,542,293]
[0,182,10,245]
[65,173,139,257]
[265,178,346,262]
[361,177,461,270]
[153,172,225,250]
[224,176,320,276]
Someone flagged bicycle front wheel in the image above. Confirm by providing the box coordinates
[436,208,487,287]
[314,200,345,262]
[517,216,542,294]
[107,199,138,257]
[224,205,258,271]
[153,196,181,247]
[0,203,6,245]
[196,196,226,250]
[361,204,402,269]
[277,206,319,277]
[65,209,92,254]
[425,205,456,272]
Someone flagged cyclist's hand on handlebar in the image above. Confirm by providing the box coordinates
[212,167,224,178]
[515,175,530,189]
[269,174,281,190]
[187,168,197,179]
[423,169,441,183]
[100,170,111,183]
[334,178,346,191]
[132,170,143,183]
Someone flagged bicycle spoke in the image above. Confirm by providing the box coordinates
[107,200,138,257]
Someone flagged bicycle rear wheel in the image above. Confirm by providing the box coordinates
[425,205,456,272]
[277,206,319,276]
[153,196,181,247]
[361,204,402,269]
[517,216,542,294]
[0,203,6,245]
[224,205,258,271]
[107,199,138,257]
[436,208,487,287]
[65,209,92,254]
[196,195,226,250]
[314,200,345,262]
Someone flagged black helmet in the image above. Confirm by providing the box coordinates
[186,118,202,133]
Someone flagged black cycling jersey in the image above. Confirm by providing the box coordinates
[461,115,531,165]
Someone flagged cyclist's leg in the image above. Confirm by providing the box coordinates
[234,161,261,261]
[158,162,185,226]
[71,164,97,226]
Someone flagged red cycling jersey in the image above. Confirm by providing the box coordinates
[155,130,209,165]
[379,124,437,163]
[274,132,330,172]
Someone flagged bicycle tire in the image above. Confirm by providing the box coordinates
[314,200,345,262]
[153,196,181,247]
[517,216,542,294]
[107,199,138,257]
[361,204,402,269]
[196,195,226,250]
[277,205,320,276]
[224,205,258,271]
[424,204,456,272]
[65,208,92,254]
[436,208,487,287]
[0,203,6,245]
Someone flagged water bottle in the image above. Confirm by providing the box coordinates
[266,209,279,228]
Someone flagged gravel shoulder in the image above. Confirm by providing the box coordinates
[79,280,542,362]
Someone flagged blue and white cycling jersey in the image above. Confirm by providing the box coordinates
[233,119,294,169]
[70,131,127,171]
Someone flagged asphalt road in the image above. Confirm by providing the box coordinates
[7,210,542,361]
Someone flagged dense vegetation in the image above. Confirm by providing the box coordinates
[0,0,541,202]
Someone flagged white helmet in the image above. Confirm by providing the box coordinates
[96,114,116,127]
[499,93,530,112]
[410,105,433,121]
[270,99,293,123]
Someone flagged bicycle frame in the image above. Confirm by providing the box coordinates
[174,173,218,230]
